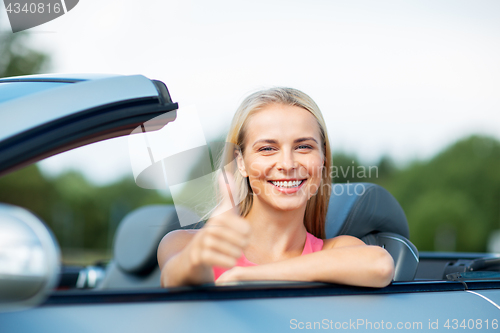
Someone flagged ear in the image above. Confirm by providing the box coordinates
[235,150,248,178]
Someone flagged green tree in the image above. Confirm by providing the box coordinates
[331,152,362,183]
[0,164,55,221]
[0,26,50,77]
[384,135,500,252]
[331,152,381,184]
[48,171,171,251]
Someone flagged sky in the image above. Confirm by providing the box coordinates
[2,0,500,185]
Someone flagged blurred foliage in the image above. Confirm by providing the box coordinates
[0,165,171,259]
[333,135,500,253]
[331,152,395,183]
[384,135,500,253]
[0,30,50,77]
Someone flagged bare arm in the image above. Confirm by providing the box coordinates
[157,229,210,287]
[216,235,394,288]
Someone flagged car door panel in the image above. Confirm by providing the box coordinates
[0,289,498,333]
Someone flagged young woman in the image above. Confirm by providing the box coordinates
[157,88,394,287]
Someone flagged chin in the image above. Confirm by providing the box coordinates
[265,197,308,212]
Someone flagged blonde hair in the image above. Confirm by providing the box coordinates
[218,87,332,239]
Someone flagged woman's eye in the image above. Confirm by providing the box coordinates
[297,145,313,150]
[258,146,275,152]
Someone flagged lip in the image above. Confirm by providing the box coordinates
[268,179,306,194]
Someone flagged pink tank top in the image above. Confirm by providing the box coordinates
[213,231,324,281]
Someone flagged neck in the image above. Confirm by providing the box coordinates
[244,195,308,258]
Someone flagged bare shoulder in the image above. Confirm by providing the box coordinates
[160,229,198,248]
[157,229,198,269]
[322,235,366,250]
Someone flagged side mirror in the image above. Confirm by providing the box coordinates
[0,203,60,312]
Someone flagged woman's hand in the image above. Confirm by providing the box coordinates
[215,266,246,284]
[189,173,250,266]
[159,173,250,287]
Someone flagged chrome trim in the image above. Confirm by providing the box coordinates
[76,266,105,289]
[465,290,500,311]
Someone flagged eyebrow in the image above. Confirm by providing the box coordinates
[252,137,318,147]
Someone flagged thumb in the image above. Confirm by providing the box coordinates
[217,169,238,214]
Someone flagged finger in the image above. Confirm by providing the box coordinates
[216,170,238,214]
[201,249,238,268]
[206,215,251,237]
[202,234,243,259]
[204,224,249,249]
[215,269,236,284]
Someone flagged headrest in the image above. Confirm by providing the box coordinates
[113,205,199,275]
[325,183,409,239]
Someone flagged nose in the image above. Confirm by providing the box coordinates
[276,150,297,172]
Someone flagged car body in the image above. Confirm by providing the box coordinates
[0,74,499,332]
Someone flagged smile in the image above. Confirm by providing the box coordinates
[269,180,304,188]
[268,179,306,194]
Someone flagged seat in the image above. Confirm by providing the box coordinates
[97,205,200,289]
[326,183,419,281]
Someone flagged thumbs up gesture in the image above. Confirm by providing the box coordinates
[185,171,251,274]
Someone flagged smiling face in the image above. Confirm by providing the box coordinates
[236,103,325,213]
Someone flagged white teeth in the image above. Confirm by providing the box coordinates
[271,180,303,188]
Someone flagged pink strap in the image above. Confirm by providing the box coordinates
[303,231,324,254]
